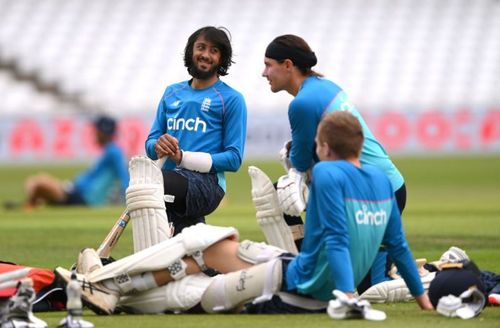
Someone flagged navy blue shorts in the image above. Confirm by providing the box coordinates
[164,169,225,234]
[61,184,86,206]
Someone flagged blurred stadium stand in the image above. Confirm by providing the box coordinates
[0,0,499,117]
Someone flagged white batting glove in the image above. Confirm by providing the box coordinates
[437,286,486,319]
[327,290,386,321]
[278,140,293,173]
[276,168,309,216]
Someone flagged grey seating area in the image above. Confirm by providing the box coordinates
[0,0,499,116]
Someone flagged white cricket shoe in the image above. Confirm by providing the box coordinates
[55,267,118,315]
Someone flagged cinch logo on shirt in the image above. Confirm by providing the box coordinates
[355,205,387,226]
[167,117,207,132]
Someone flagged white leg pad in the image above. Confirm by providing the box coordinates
[117,273,213,313]
[127,156,172,252]
[359,271,436,303]
[88,223,238,283]
[248,166,298,254]
[237,240,286,264]
[201,259,282,313]
[77,248,102,274]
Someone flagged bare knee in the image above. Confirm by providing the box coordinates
[204,239,253,273]
[25,173,65,204]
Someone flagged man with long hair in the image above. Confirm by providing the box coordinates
[145,26,247,234]
[261,34,405,292]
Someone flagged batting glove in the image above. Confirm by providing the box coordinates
[327,290,386,321]
[437,286,486,319]
[278,140,293,173]
[276,168,309,216]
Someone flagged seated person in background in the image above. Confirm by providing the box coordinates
[9,115,129,209]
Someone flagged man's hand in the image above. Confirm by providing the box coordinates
[155,134,182,164]
[276,168,309,216]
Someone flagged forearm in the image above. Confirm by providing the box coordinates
[415,293,434,310]
[211,149,243,172]
[145,114,167,159]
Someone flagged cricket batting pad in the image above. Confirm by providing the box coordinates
[127,156,172,252]
[359,271,436,303]
[118,273,213,313]
[201,259,283,313]
[76,248,102,274]
[87,224,238,284]
[248,166,298,254]
[236,240,287,264]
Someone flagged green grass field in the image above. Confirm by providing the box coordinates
[1,156,500,327]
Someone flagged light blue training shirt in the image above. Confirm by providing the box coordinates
[74,142,129,206]
[288,76,403,191]
[145,79,247,191]
[285,160,424,300]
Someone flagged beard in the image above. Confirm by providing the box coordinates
[189,62,219,80]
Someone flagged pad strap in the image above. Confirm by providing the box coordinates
[114,273,133,293]
[167,260,188,280]
[190,250,209,272]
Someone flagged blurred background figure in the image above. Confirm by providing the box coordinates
[4,116,129,210]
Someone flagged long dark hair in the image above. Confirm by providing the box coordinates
[184,26,234,76]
